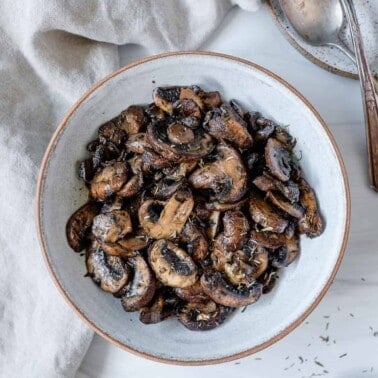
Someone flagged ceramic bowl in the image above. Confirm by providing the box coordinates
[37,52,350,365]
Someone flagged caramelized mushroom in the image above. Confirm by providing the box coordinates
[138,189,194,240]
[249,230,287,249]
[86,241,130,293]
[181,220,209,262]
[266,191,304,219]
[205,199,247,211]
[125,133,151,154]
[221,211,250,251]
[66,202,100,252]
[92,210,132,243]
[258,268,278,294]
[189,143,247,203]
[178,300,232,331]
[152,177,183,200]
[152,86,181,113]
[249,190,288,233]
[198,90,222,110]
[120,255,156,311]
[117,105,147,135]
[167,123,195,144]
[205,104,253,148]
[117,175,143,198]
[98,121,126,147]
[200,270,263,308]
[175,280,209,302]
[149,239,198,288]
[206,210,221,240]
[265,138,292,182]
[90,162,128,201]
[297,178,324,237]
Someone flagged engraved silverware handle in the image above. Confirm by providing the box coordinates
[341,0,378,191]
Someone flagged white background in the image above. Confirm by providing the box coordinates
[77,5,378,378]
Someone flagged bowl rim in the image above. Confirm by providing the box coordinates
[36,51,351,366]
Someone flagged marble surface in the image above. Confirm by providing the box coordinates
[77,5,378,378]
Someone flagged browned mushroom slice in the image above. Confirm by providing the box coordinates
[249,190,288,233]
[223,259,255,286]
[189,143,247,203]
[297,178,324,237]
[286,235,300,265]
[179,87,204,110]
[90,162,128,201]
[178,300,232,331]
[125,133,151,154]
[258,268,278,294]
[92,210,132,243]
[145,103,166,121]
[200,270,263,308]
[141,150,172,172]
[167,161,198,178]
[175,280,209,302]
[149,239,198,288]
[274,127,296,150]
[120,255,156,311]
[86,241,130,293]
[128,155,143,175]
[101,196,123,213]
[265,138,292,182]
[117,175,143,198]
[98,121,126,147]
[181,220,209,262]
[254,117,275,143]
[198,90,222,110]
[205,199,247,211]
[66,202,100,252]
[241,243,270,279]
[266,191,304,219]
[117,105,147,135]
[206,210,221,240]
[78,158,96,184]
[139,288,179,324]
[221,211,250,251]
[249,230,287,249]
[138,189,194,240]
[146,120,214,162]
[253,173,299,203]
[205,104,253,148]
[229,99,246,118]
[153,86,181,113]
[172,99,202,129]
[152,177,183,200]
[211,237,232,271]
[100,242,136,259]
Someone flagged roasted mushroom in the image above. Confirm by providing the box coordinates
[297,178,324,237]
[90,162,128,201]
[125,133,151,154]
[178,300,232,331]
[249,190,288,233]
[198,90,222,110]
[66,202,100,252]
[266,191,304,219]
[189,143,247,203]
[175,280,209,302]
[152,177,183,200]
[117,175,143,198]
[204,103,253,148]
[265,138,292,182]
[201,270,263,308]
[249,230,287,249]
[117,105,147,135]
[139,288,179,324]
[120,255,156,311]
[149,239,198,288]
[92,210,132,243]
[138,189,194,239]
[180,220,209,262]
[98,121,126,147]
[220,211,250,251]
[86,241,130,293]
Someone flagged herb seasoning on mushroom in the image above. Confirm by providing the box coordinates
[66,85,324,331]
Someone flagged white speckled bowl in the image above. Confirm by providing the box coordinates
[37,52,350,365]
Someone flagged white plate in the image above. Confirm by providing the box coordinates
[37,52,350,365]
[267,0,378,79]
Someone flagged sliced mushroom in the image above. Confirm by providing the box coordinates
[145,103,165,121]
[221,211,250,251]
[211,237,233,271]
[101,196,123,213]
[297,178,324,237]
[286,234,300,265]
[254,117,275,143]
[98,121,126,147]
[90,162,128,201]
[249,230,287,249]
[66,202,100,252]
[86,241,130,293]
[253,173,299,203]
[78,158,96,184]
[205,104,253,148]
[206,210,221,240]
[152,177,183,200]
[139,288,179,324]
[266,191,304,219]
[189,143,247,203]
[265,138,292,182]
[138,189,194,239]
[200,270,263,308]
[120,255,156,311]
[153,86,181,113]
[117,105,147,135]
[258,268,278,294]
[224,259,255,286]
[125,133,151,154]
[167,161,198,178]
[128,155,143,175]
[274,127,296,149]
[146,119,214,162]
[149,240,198,288]
[249,190,288,233]
[205,199,247,211]
[181,220,209,262]
[271,247,290,268]
[100,242,136,259]
[198,90,222,110]
[178,300,232,331]
[175,280,209,302]
[92,210,132,243]
[242,242,270,279]
[141,150,173,172]
[117,175,143,198]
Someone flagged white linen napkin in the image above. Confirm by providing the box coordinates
[0,1,260,377]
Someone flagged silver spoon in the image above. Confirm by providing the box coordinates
[279,0,355,62]
[280,0,378,191]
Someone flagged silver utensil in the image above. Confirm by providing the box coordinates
[279,0,355,62]
[280,0,378,191]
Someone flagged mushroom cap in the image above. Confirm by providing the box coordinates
[265,138,292,182]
